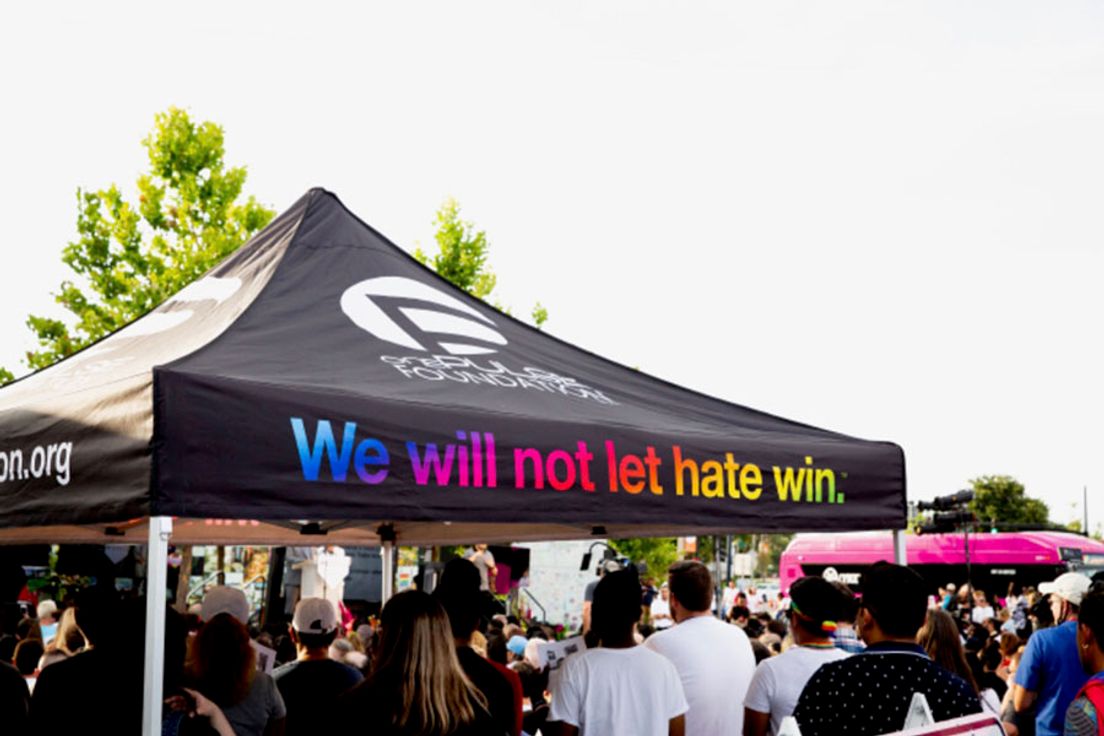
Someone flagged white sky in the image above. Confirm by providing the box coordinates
[1,1,1101,529]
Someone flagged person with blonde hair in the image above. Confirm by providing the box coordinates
[337,590,501,735]
[53,607,86,657]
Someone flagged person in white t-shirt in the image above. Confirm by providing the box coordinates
[971,589,995,625]
[549,568,687,736]
[645,560,756,736]
[722,580,739,618]
[743,576,852,736]
[651,584,674,630]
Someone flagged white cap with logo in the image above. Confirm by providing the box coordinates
[293,597,339,635]
[1039,572,1092,606]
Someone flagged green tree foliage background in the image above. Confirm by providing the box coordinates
[0,107,273,384]
[413,197,547,328]
[611,537,680,582]
[969,474,1050,527]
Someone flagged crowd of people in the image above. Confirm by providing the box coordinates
[1,556,1103,736]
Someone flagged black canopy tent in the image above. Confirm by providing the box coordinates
[0,189,907,735]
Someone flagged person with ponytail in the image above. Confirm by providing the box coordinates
[743,576,851,736]
[337,590,501,736]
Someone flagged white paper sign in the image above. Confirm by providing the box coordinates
[536,635,587,672]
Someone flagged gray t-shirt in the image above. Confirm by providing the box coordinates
[222,672,286,736]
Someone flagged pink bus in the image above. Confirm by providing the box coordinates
[779,530,1104,594]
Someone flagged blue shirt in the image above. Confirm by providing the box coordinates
[1016,621,1090,736]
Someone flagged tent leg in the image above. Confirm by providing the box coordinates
[380,539,395,603]
[143,516,172,736]
[893,528,907,566]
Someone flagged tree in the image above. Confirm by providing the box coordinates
[0,107,273,383]
[414,198,548,328]
[610,537,679,582]
[969,475,1050,527]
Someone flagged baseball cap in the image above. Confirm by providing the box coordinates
[1039,572,1092,606]
[293,597,339,635]
[507,635,528,657]
[600,559,623,575]
[201,586,249,624]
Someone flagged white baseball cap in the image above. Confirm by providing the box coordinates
[1039,572,1092,606]
[293,597,339,635]
[201,586,249,624]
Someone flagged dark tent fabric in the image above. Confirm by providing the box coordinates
[0,189,906,544]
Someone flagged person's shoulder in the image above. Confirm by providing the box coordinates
[710,616,751,640]
[1065,691,1101,733]
[489,659,520,686]
[0,660,28,692]
[936,662,978,693]
[338,677,384,707]
[643,622,680,650]
[252,670,281,696]
[32,647,96,685]
[804,650,856,680]
[629,643,682,672]
[272,660,298,681]
[461,648,514,688]
[1036,621,1075,643]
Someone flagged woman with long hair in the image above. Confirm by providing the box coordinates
[54,607,87,656]
[919,607,1012,730]
[187,589,285,736]
[338,590,499,736]
[918,608,979,694]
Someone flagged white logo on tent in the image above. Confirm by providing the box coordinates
[340,276,507,356]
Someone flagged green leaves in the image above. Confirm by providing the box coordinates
[3,107,274,378]
[417,197,497,300]
[416,197,548,329]
[969,474,1050,526]
[611,537,679,581]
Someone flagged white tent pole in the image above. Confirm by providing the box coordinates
[143,516,172,736]
[380,539,395,602]
[893,528,907,566]
[377,523,396,603]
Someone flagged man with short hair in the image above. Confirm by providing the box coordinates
[650,583,674,631]
[35,601,58,645]
[1066,584,1104,734]
[793,562,980,736]
[645,560,755,735]
[582,558,621,634]
[549,568,687,736]
[435,557,522,736]
[273,597,362,736]
[1014,571,1093,736]
[744,576,851,736]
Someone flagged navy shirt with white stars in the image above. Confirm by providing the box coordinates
[792,641,981,736]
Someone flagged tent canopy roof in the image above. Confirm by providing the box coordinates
[0,189,906,544]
